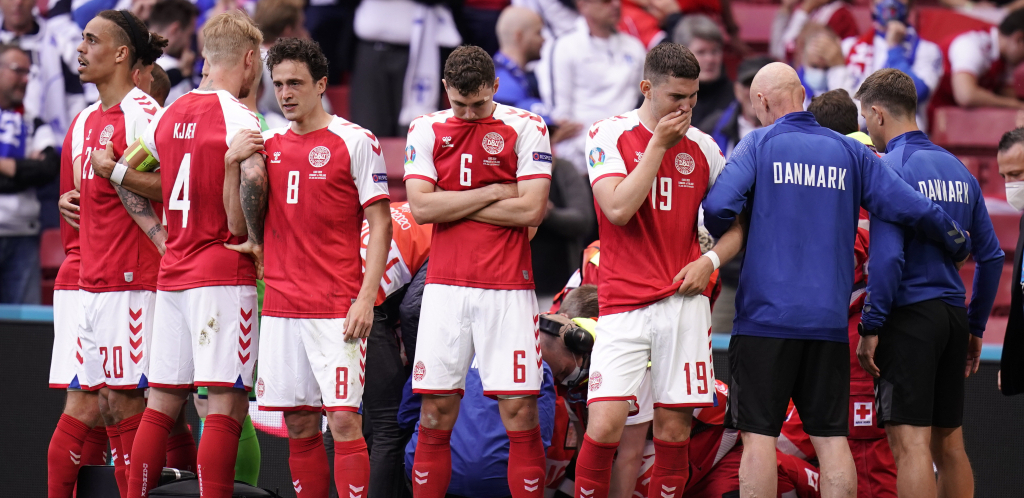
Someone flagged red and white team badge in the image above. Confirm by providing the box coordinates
[308,146,331,168]
[589,372,602,391]
[853,402,873,426]
[674,153,695,175]
[256,377,265,398]
[482,132,504,154]
[413,361,426,381]
[99,125,115,146]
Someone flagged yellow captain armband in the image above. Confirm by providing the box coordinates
[127,141,159,172]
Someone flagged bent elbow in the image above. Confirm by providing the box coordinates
[606,211,632,226]
[408,203,435,225]
[227,220,247,238]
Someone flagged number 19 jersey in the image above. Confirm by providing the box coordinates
[141,90,261,291]
[403,104,552,290]
[586,110,725,315]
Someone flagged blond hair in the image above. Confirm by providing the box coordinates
[201,10,263,65]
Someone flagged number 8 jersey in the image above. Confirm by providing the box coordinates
[585,110,725,315]
[140,90,262,290]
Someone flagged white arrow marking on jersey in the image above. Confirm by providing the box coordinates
[349,483,365,498]
[414,470,429,485]
[580,488,594,497]
[293,479,302,493]
[69,451,81,465]
[661,485,677,492]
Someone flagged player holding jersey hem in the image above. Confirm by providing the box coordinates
[575,43,745,498]
[403,45,552,498]
[224,37,392,498]
[106,11,265,498]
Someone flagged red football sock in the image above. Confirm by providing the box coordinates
[411,427,452,498]
[81,425,109,466]
[334,438,370,498]
[287,434,330,498]
[166,431,197,473]
[127,409,175,497]
[106,425,128,498]
[47,414,91,498]
[507,426,546,497]
[197,414,242,498]
[117,412,143,474]
[649,438,690,498]
[574,434,618,498]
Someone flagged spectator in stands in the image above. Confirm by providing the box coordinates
[513,0,580,42]
[459,0,510,55]
[0,45,59,304]
[149,0,199,105]
[675,15,733,128]
[253,0,308,128]
[304,0,359,85]
[998,128,1024,396]
[795,26,844,103]
[804,0,943,128]
[546,0,645,173]
[770,0,859,63]
[350,0,461,137]
[699,55,773,158]
[932,8,1024,110]
[493,6,549,119]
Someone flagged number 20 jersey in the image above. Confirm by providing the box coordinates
[141,90,262,291]
[585,110,725,315]
[403,104,552,290]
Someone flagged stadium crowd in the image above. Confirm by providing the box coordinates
[22,0,1024,497]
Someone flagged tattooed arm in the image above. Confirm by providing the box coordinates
[225,152,268,278]
[224,130,264,237]
[113,182,167,255]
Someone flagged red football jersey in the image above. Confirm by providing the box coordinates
[403,103,552,290]
[78,88,162,292]
[260,117,390,318]
[585,110,726,315]
[54,110,92,291]
[360,201,433,306]
[141,90,261,291]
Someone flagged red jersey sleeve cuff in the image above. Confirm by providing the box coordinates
[404,174,437,185]
[361,194,390,208]
[517,173,552,181]
[591,172,627,187]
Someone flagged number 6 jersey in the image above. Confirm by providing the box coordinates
[140,89,262,291]
[403,103,552,290]
[585,110,725,315]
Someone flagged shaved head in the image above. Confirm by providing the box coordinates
[749,62,806,125]
[496,6,542,44]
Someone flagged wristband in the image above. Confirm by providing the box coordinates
[858,323,879,337]
[111,162,129,185]
[705,250,721,270]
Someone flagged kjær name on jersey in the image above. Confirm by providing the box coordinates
[173,123,197,140]
[773,162,847,190]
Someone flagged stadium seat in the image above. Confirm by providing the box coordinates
[930,107,1017,151]
[379,137,407,202]
[39,228,63,305]
[730,3,870,52]
[915,7,994,44]
[986,197,1020,256]
[324,85,351,121]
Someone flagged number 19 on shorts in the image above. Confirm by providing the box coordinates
[684,362,709,395]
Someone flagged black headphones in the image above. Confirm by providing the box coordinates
[538,314,595,355]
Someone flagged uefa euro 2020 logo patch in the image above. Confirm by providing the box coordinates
[588,148,605,168]
[405,145,416,165]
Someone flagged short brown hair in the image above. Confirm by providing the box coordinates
[809,89,859,135]
[267,37,329,83]
[149,63,170,106]
[560,284,599,319]
[254,0,303,44]
[855,68,917,119]
[443,45,495,96]
[644,42,700,84]
[148,0,198,31]
[201,10,263,65]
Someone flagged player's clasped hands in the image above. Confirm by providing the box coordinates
[652,108,691,150]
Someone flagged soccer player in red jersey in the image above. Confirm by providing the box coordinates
[403,45,553,498]
[573,43,745,498]
[223,37,392,498]
[103,11,264,498]
[46,11,168,498]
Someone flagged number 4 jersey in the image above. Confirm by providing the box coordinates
[141,90,262,291]
[585,110,725,315]
[403,103,552,290]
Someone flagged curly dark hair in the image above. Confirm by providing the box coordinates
[443,45,495,96]
[98,10,168,66]
[644,42,700,84]
[808,89,859,136]
[266,37,330,83]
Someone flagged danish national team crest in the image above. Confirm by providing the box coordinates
[256,377,265,398]
[308,146,331,168]
[413,361,426,381]
[482,132,504,154]
[589,372,602,391]
[588,148,605,168]
[675,153,695,175]
[98,125,115,146]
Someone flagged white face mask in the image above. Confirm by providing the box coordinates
[1006,181,1024,211]
[803,67,828,94]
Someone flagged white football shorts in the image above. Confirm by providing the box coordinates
[50,289,85,389]
[76,290,156,390]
